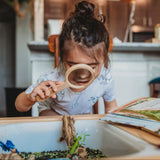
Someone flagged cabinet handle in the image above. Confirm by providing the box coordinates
[148,17,152,27]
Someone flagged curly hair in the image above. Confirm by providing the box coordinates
[59,1,110,68]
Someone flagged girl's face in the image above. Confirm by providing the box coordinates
[63,44,104,92]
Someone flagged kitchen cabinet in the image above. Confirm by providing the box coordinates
[134,0,160,27]
[43,0,160,42]
[147,0,160,27]
[44,0,75,25]
[106,0,160,41]
[134,1,147,27]
[44,0,66,25]
[106,1,129,41]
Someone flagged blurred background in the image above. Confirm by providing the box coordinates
[0,0,160,117]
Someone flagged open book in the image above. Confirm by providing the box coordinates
[101,97,160,136]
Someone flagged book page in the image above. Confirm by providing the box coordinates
[118,97,160,121]
[124,98,160,111]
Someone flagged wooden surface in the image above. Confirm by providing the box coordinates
[0,114,105,125]
[114,124,160,146]
[106,156,160,160]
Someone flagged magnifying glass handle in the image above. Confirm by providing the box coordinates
[35,81,69,102]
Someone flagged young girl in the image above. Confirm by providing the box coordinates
[15,1,117,116]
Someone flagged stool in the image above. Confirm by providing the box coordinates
[149,77,160,98]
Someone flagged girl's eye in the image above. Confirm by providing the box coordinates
[91,66,96,69]
[68,64,73,67]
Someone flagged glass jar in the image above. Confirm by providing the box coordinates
[154,24,160,40]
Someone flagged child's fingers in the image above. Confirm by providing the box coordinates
[43,80,58,92]
[27,92,37,102]
[51,94,56,99]
[41,85,57,99]
[47,80,63,92]
[41,86,50,97]
[28,91,42,102]
[29,80,63,101]
[36,89,45,99]
[29,87,46,101]
[55,81,63,85]
[51,81,64,91]
[47,81,63,99]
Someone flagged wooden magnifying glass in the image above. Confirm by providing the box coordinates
[36,64,95,102]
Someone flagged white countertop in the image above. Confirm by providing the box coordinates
[28,41,160,52]
[112,42,160,51]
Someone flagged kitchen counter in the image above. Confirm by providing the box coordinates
[112,42,160,52]
[28,41,160,52]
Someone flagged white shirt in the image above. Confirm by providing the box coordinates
[25,65,116,115]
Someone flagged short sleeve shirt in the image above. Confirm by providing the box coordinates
[25,65,116,115]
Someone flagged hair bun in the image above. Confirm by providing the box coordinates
[75,1,95,17]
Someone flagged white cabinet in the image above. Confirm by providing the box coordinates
[112,61,149,106]
[134,0,160,27]
[111,51,160,106]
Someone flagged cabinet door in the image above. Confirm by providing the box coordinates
[148,0,160,27]
[134,1,148,26]
[44,0,67,25]
[106,1,129,41]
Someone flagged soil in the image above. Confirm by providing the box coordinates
[19,147,107,160]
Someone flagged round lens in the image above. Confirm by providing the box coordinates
[65,64,95,89]
[68,68,92,86]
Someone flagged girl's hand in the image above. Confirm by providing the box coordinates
[27,80,63,102]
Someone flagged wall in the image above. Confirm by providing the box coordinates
[15,3,33,88]
[0,22,15,116]
[0,2,15,117]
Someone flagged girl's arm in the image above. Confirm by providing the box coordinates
[104,99,118,114]
[15,91,35,112]
[15,80,63,112]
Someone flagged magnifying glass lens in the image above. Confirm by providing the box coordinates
[68,68,92,86]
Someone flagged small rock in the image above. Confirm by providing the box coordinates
[71,154,79,160]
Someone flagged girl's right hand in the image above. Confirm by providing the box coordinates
[27,80,63,102]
